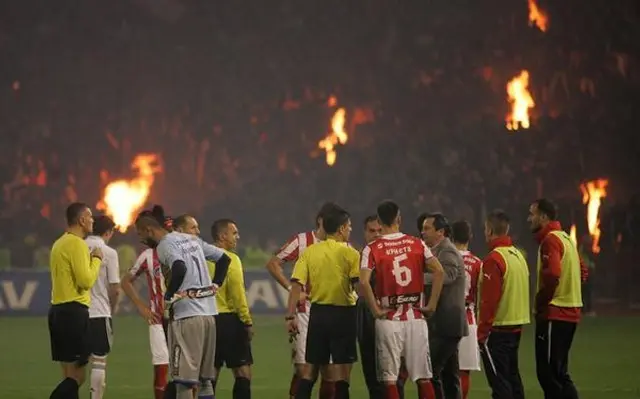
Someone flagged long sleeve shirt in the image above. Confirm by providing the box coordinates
[477,236,521,343]
[535,221,589,323]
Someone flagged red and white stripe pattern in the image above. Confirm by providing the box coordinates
[275,231,319,313]
[379,292,425,321]
[361,233,432,321]
[460,249,482,325]
[129,248,165,322]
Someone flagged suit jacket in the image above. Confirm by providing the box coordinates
[424,237,469,338]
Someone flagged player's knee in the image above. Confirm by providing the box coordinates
[232,365,252,379]
[91,355,107,366]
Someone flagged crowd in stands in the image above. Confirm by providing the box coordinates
[0,1,639,308]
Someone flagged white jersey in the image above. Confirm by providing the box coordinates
[86,235,120,318]
[156,232,226,320]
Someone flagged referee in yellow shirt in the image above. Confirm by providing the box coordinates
[286,205,360,399]
[48,202,104,399]
[209,219,253,399]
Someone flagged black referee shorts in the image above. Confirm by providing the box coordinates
[306,303,358,365]
[48,302,90,366]
[88,317,113,357]
[214,313,253,369]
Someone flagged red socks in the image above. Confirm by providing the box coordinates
[460,371,470,399]
[319,379,335,399]
[417,380,436,399]
[153,364,168,399]
[289,374,299,398]
[385,384,400,399]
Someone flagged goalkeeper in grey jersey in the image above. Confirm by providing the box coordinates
[135,206,231,399]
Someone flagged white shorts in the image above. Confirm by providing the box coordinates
[149,323,169,365]
[375,318,432,382]
[292,307,310,364]
[458,324,481,371]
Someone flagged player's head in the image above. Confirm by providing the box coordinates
[485,209,510,242]
[211,218,239,251]
[528,198,557,233]
[377,200,401,228]
[92,215,116,243]
[173,214,200,236]
[363,215,382,244]
[135,205,170,248]
[315,202,341,238]
[66,202,94,237]
[451,220,472,246]
[416,212,428,238]
[421,212,451,247]
[322,206,352,242]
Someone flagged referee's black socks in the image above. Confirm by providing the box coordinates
[335,380,350,399]
[294,379,314,399]
[232,376,251,399]
[50,377,79,399]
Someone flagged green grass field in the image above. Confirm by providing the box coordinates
[1,316,638,399]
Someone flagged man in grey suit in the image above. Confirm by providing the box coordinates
[421,213,468,399]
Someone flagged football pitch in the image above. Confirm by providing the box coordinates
[1,316,638,399]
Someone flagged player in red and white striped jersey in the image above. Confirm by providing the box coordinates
[360,201,445,399]
[121,247,169,399]
[265,202,341,399]
[451,221,482,399]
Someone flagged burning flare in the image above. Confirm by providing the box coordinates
[569,224,577,245]
[506,70,535,131]
[580,179,608,253]
[98,153,162,232]
[318,107,348,166]
[528,0,548,32]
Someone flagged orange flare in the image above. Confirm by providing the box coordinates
[97,153,162,232]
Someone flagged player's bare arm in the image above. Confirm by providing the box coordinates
[422,256,445,316]
[108,282,120,315]
[266,256,293,290]
[359,268,386,318]
[121,274,155,323]
[285,281,302,334]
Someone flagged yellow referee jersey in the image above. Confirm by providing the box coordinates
[291,238,360,306]
[208,249,252,325]
[50,233,102,306]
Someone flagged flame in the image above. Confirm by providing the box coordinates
[580,179,608,253]
[506,70,535,131]
[97,153,162,232]
[528,0,548,32]
[569,224,577,245]
[318,107,348,166]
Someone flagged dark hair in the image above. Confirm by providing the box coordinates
[92,215,116,236]
[316,202,340,226]
[66,202,88,226]
[322,206,350,234]
[363,215,378,228]
[416,212,428,234]
[377,200,400,227]
[426,212,451,237]
[533,198,558,221]
[486,209,510,235]
[211,219,236,241]
[136,205,170,229]
[451,220,472,244]
[173,214,193,230]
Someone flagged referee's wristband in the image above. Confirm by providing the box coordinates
[284,315,295,321]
